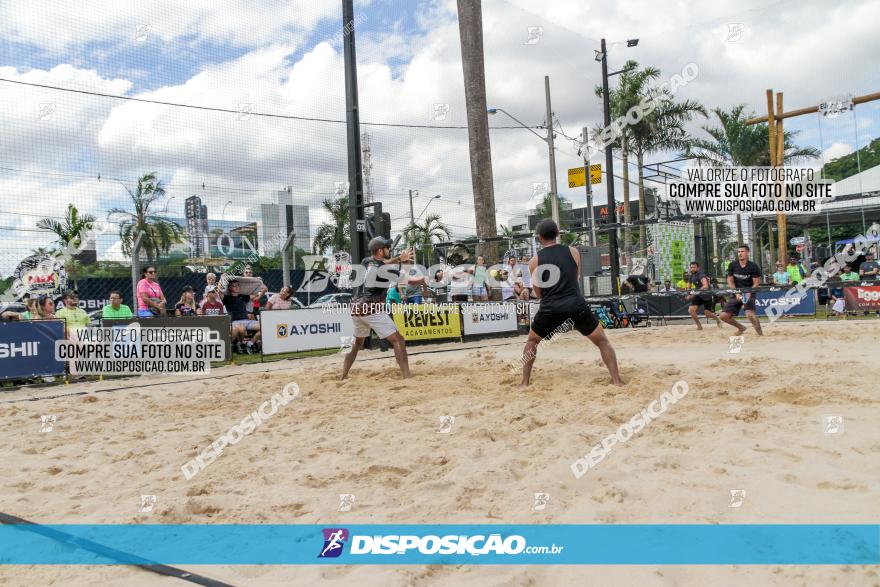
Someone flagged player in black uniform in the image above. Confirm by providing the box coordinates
[720,244,763,336]
[522,219,624,387]
[686,261,721,329]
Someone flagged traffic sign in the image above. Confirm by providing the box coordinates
[356,219,366,232]
[568,164,602,187]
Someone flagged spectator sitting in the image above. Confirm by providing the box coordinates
[840,265,860,281]
[55,290,90,338]
[386,281,402,304]
[102,290,133,319]
[402,268,429,304]
[175,285,198,316]
[35,295,57,320]
[859,252,879,280]
[137,266,166,317]
[429,269,448,302]
[499,269,516,301]
[219,277,265,354]
[199,285,226,316]
[518,255,533,297]
[506,256,522,281]
[265,286,295,310]
[675,271,689,290]
[449,265,471,302]
[772,262,790,286]
[512,277,531,300]
[201,273,217,308]
[20,297,39,320]
[657,280,676,293]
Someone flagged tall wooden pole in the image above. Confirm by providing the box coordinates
[776,92,787,265]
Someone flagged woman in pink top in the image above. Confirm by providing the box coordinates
[137,266,166,317]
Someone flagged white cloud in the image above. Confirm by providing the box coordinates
[823,142,854,162]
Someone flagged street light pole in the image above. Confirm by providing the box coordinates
[487,105,560,226]
[601,37,621,296]
[544,76,560,226]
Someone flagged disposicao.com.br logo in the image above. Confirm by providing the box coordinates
[317,528,563,558]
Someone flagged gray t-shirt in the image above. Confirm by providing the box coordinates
[859,260,879,278]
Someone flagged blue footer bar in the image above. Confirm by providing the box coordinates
[1,524,878,565]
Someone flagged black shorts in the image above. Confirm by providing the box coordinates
[531,306,599,339]
[723,292,757,314]
[689,294,710,307]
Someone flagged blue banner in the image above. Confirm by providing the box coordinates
[742,288,817,317]
[0,319,65,380]
[0,524,877,565]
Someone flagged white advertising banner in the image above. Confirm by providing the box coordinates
[261,308,354,355]
[461,303,518,336]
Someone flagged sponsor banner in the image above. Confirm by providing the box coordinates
[9,254,68,299]
[461,303,518,336]
[0,524,876,565]
[844,285,880,311]
[261,308,354,354]
[528,302,540,323]
[0,320,66,380]
[748,288,816,317]
[102,316,231,362]
[392,304,461,341]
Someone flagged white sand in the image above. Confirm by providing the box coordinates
[1,320,879,586]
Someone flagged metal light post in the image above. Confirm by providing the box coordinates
[488,106,560,226]
[597,37,638,296]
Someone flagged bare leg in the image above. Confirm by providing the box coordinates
[745,310,763,336]
[720,311,747,334]
[688,305,702,330]
[340,336,366,380]
[520,330,542,386]
[704,309,722,327]
[386,332,411,378]
[587,324,625,386]
[250,327,261,344]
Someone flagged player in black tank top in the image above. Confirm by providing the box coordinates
[686,261,721,330]
[519,219,624,387]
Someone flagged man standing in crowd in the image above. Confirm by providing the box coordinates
[859,251,879,280]
[786,256,804,285]
[341,237,413,380]
[219,277,266,354]
[686,261,721,330]
[102,290,133,319]
[56,290,90,338]
[402,267,429,304]
[199,285,226,316]
[720,244,763,336]
[522,219,624,387]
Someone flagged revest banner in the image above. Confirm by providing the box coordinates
[392,304,461,341]
[461,303,518,335]
[261,308,354,354]
[0,319,66,380]
[843,285,880,311]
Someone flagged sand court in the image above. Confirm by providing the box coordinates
[1,320,879,586]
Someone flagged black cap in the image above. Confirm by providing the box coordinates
[368,237,393,252]
[182,285,194,292]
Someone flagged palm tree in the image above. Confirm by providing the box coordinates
[533,193,580,246]
[499,224,530,252]
[595,60,660,255]
[109,173,184,264]
[312,197,351,255]
[36,203,96,286]
[630,89,708,252]
[684,105,820,242]
[456,0,498,262]
[404,213,451,265]
[37,203,96,250]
